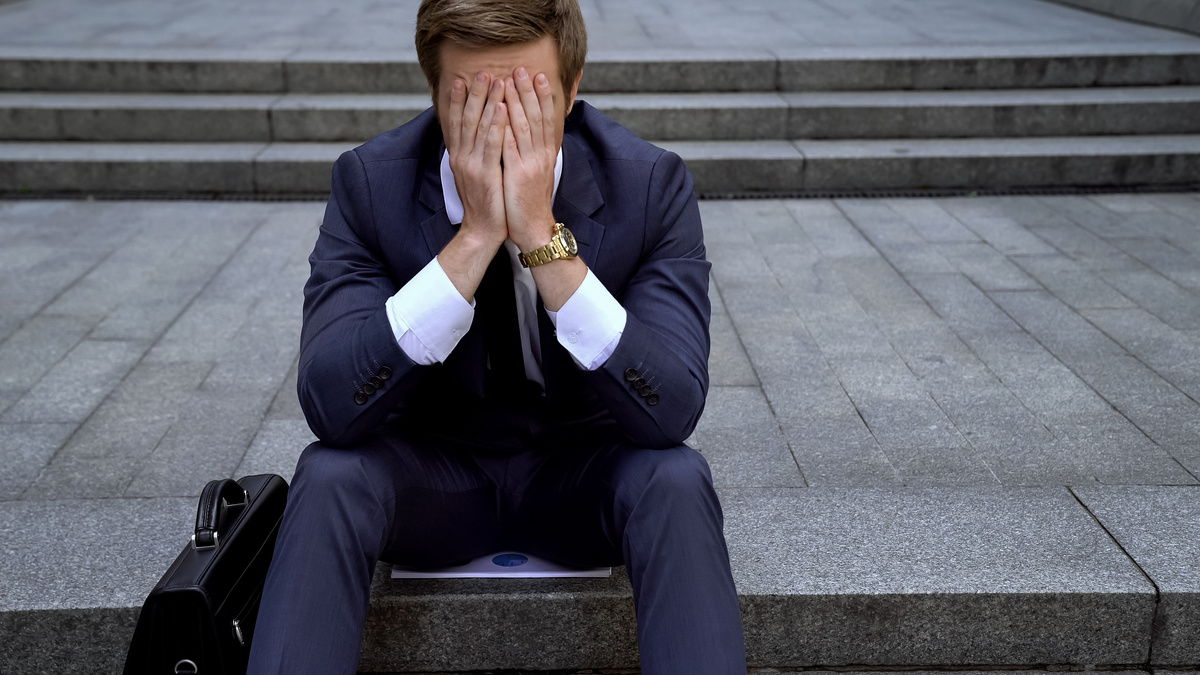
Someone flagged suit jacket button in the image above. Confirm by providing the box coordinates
[368,376,383,389]
[378,366,393,380]
[634,378,647,389]
[624,368,639,382]
[362,382,376,395]
[639,385,653,397]
[354,391,368,405]
[646,394,659,406]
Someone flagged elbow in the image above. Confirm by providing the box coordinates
[658,409,704,449]
[302,408,365,449]
[623,416,699,450]
[298,383,340,446]
[297,370,364,449]
[626,378,707,449]
[306,415,361,449]
[666,372,707,444]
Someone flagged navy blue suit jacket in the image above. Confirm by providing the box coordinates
[298,102,711,451]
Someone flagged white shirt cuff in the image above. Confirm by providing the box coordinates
[385,257,474,365]
[546,269,626,370]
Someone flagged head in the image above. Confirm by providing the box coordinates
[416,0,587,140]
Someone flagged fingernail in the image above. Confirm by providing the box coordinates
[493,80,503,93]
[452,80,465,93]
[536,73,548,87]
[517,67,529,80]
[475,72,487,84]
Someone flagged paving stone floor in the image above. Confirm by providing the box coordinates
[7,193,1200,673]
[0,0,1195,53]
[3,192,1200,501]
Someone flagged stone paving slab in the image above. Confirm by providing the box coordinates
[775,42,1200,91]
[0,46,292,93]
[1074,487,1200,665]
[0,496,194,673]
[784,86,1200,138]
[0,141,264,193]
[723,487,1154,667]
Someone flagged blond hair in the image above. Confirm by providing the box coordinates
[415,0,588,103]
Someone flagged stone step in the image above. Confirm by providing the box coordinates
[784,86,1200,139]
[5,87,1200,143]
[3,43,1200,93]
[2,136,1199,196]
[5,486,1197,672]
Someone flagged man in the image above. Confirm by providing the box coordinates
[247,0,746,673]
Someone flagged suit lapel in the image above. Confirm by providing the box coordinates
[554,132,606,267]
[415,139,487,397]
[540,131,607,400]
[417,142,457,258]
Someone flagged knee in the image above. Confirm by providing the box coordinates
[636,446,719,513]
[277,441,394,561]
[290,442,385,513]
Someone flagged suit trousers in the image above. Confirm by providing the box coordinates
[245,428,748,674]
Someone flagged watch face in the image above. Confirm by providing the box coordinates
[560,226,579,256]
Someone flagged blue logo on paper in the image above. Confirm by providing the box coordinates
[492,553,528,567]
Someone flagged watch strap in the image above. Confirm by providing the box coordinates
[519,224,574,268]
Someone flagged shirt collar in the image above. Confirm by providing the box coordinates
[440,146,564,225]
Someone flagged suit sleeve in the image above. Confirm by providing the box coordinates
[583,150,712,449]
[297,149,429,447]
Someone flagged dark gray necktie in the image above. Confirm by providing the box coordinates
[474,248,526,396]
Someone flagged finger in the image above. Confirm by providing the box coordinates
[446,79,466,155]
[474,78,505,153]
[484,102,507,167]
[514,67,543,152]
[535,72,557,149]
[461,72,491,152]
[502,123,518,167]
[505,77,533,157]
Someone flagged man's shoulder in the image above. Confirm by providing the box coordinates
[567,100,666,166]
[350,107,442,165]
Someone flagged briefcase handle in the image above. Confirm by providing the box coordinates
[192,479,248,550]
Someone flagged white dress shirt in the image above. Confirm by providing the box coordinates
[384,146,627,387]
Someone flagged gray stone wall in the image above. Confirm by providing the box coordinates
[1051,0,1200,35]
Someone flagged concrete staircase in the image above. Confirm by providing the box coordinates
[3,44,1200,196]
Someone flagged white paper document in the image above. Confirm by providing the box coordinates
[391,551,612,579]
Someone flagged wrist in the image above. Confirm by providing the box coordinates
[512,216,557,253]
[457,219,506,251]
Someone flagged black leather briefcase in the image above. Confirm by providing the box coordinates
[123,474,289,675]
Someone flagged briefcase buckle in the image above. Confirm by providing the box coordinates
[223,490,248,508]
[190,531,219,550]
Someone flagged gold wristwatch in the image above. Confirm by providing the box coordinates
[518,223,578,268]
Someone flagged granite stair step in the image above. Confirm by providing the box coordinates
[782,86,1200,139]
[4,43,1200,93]
[5,88,1200,143]
[8,486,1199,673]
[3,136,1198,197]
